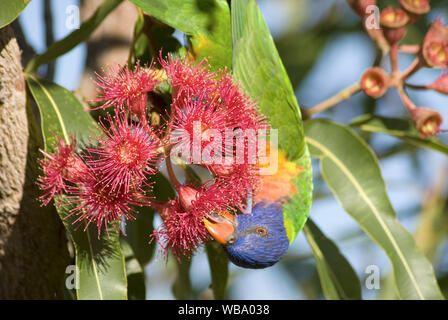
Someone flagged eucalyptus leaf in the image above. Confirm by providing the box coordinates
[0,0,30,28]
[304,119,443,300]
[172,255,192,300]
[26,75,127,300]
[120,238,146,300]
[127,172,175,266]
[350,114,448,156]
[128,0,232,70]
[304,218,362,300]
[205,241,228,299]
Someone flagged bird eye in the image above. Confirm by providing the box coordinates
[227,235,236,244]
[256,227,267,237]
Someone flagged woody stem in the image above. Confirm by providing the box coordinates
[165,148,181,189]
[304,82,362,118]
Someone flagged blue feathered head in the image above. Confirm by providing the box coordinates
[204,201,290,269]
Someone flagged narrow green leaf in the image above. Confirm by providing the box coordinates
[0,0,30,28]
[126,208,155,266]
[304,218,362,300]
[129,0,232,70]
[127,172,175,266]
[26,75,127,300]
[231,0,313,243]
[304,119,443,300]
[25,0,122,72]
[350,114,448,156]
[26,74,97,148]
[172,256,192,300]
[205,241,228,299]
[121,238,146,300]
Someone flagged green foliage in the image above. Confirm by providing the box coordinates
[231,0,313,243]
[25,0,122,73]
[305,119,443,300]
[132,11,182,64]
[350,114,448,156]
[205,241,229,300]
[0,0,30,28]
[304,218,362,300]
[129,0,232,70]
[172,256,193,299]
[127,172,174,266]
[120,238,146,300]
[26,75,127,300]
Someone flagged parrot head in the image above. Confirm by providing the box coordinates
[204,201,290,269]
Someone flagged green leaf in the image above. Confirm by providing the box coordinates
[0,0,30,28]
[120,238,146,300]
[350,114,448,156]
[129,0,232,70]
[132,12,182,64]
[304,119,443,300]
[127,172,175,266]
[205,241,228,299]
[126,208,155,266]
[26,75,127,300]
[26,75,97,148]
[231,0,313,243]
[25,0,122,72]
[172,256,192,300]
[304,218,362,300]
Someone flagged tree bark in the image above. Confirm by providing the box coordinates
[0,26,69,299]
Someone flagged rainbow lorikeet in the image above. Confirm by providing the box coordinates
[204,150,305,269]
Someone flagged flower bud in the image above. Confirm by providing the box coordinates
[411,107,443,137]
[422,19,448,68]
[177,185,199,210]
[426,74,448,94]
[361,67,390,98]
[380,8,410,44]
[380,7,410,29]
[398,0,430,15]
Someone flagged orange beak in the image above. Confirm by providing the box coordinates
[203,212,235,245]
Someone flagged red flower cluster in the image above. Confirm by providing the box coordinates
[39,111,160,235]
[152,55,269,259]
[38,53,269,260]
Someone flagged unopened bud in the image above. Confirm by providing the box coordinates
[361,67,390,98]
[398,0,430,15]
[411,107,443,137]
[380,7,409,29]
[422,19,448,68]
[177,185,199,210]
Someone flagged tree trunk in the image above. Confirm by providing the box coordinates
[0,26,69,299]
